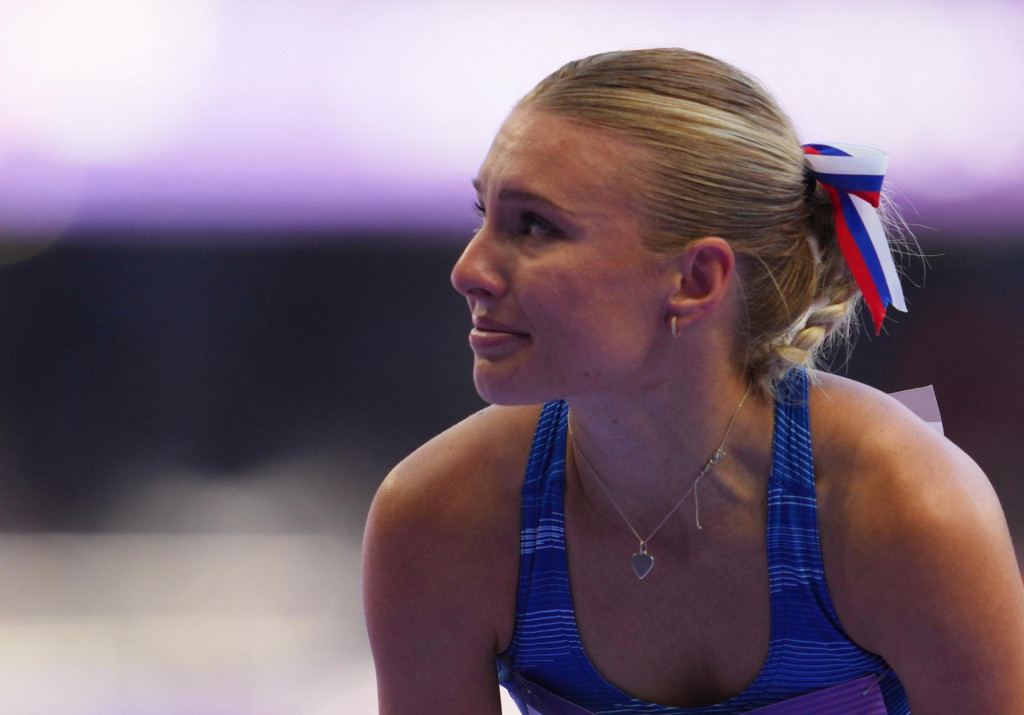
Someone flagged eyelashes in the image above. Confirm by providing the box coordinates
[472,201,560,238]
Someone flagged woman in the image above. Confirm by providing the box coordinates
[362,49,1024,714]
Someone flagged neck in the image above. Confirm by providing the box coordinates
[565,365,770,533]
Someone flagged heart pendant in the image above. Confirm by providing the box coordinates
[631,552,654,580]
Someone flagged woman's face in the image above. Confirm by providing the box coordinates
[450,108,677,406]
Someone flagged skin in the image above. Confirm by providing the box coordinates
[363,109,1024,714]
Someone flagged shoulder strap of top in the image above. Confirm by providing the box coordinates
[523,400,568,492]
[770,367,814,492]
[765,369,909,712]
[767,368,848,638]
[506,400,570,662]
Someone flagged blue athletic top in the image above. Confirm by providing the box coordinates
[496,370,910,714]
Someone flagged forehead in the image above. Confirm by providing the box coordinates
[476,109,642,216]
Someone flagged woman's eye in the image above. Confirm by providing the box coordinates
[520,213,558,237]
[472,202,560,239]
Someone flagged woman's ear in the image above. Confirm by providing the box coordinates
[666,237,736,333]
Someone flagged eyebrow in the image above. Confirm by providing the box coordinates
[471,179,575,216]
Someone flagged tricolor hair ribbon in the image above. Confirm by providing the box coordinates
[802,143,907,334]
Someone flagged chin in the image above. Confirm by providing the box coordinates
[472,364,555,407]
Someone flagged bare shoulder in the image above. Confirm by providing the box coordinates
[367,404,541,571]
[362,404,541,713]
[809,372,987,512]
[810,372,1024,713]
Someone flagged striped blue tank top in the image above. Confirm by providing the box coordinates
[496,370,910,714]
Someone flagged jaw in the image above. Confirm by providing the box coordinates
[471,348,563,407]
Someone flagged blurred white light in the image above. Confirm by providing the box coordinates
[327,1,617,178]
[0,0,219,165]
[325,0,1024,226]
[756,0,1024,199]
[0,533,365,714]
[0,0,1022,233]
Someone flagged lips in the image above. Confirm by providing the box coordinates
[468,317,530,356]
[471,316,529,336]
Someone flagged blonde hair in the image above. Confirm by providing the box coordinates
[519,48,885,395]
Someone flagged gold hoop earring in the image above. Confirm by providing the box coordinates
[670,315,682,338]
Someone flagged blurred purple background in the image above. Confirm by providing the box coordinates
[2,0,1023,237]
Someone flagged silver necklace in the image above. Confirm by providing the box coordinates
[567,384,751,580]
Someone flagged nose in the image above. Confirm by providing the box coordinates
[450,228,508,301]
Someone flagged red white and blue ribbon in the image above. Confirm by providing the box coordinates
[802,143,906,334]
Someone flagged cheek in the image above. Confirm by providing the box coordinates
[533,279,658,362]
[523,279,592,339]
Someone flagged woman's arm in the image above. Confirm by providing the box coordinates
[362,407,533,713]
[816,377,1024,713]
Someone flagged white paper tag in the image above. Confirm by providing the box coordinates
[890,385,943,435]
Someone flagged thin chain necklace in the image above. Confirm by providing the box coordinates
[567,383,751,580]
